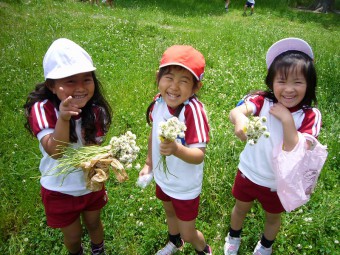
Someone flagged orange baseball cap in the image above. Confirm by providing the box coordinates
[159,45,205,81]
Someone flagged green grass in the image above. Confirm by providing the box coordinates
[0,0,339,254]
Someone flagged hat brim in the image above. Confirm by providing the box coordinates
[159,62,200,81]
[266,38,314,69]
[45,66,96,80]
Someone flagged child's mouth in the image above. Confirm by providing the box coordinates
[167,92,179,99]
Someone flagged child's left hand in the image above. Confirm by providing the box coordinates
[159,139,178,156]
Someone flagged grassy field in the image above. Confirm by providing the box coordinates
[0,0,339,254]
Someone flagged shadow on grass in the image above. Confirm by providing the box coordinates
[115,0,340,29]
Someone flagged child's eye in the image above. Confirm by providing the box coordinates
[66,80,75,85]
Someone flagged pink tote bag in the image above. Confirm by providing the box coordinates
[273,132,328,212]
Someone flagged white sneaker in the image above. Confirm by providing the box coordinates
[156,240,184,255]
[253,241,272,255]
[224,234,241,255]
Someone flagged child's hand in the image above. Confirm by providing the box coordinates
[269,103,291,123]
[159,139,178,156]
[139,163,153,177]
[234,116,248,141]
[58,87,82,121]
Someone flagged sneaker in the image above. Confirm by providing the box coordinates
[253,241,272,255]
[156,240,184,255]
[224,234,241,255]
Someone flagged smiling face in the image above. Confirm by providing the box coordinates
[51,72,95,108]
[273,65,307,109]
[158,66,201,109]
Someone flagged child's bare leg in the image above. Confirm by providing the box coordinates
[61,218,83,254]
[178,219,207,251]
[263,211,281,241]
[82,210,104,244]
[230,199,253,230]
[163,201,180,235]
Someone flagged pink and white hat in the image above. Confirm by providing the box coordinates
[266,38,314,69]
[159,45,205,81]
[43,38,96,80]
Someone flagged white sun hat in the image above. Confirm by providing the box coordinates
[43,38,96,80]
[266,38,314,69]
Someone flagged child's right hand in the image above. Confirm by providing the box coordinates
[234,116,248,141]
[58,87,82,121]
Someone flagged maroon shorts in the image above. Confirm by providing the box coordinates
[41,186,108,228]
[232,170,285,214]
[156,185,200,221]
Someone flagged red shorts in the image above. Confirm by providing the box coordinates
[41,186,108,228]
[156,185,200,221]
[232,170,285,214]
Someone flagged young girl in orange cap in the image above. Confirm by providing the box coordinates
[139,45,212,255]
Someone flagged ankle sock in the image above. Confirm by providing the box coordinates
[169,233,182,248]
[69,246,83,255]
[229,227,242,238]
[195,244,211,254]
[260,234,274,248]
[91,240,105,255]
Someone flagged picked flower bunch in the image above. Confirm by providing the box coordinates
[51,131,140,191]
[157,117,187,177]
[243,115,270,145]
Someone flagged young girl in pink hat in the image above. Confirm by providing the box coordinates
[24,38,112,255]
[138,45,212,255]
[224,38,323,255]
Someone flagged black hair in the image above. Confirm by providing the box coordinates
[257,50,317,108]
[24,72,112,145]
[145,65,200,125]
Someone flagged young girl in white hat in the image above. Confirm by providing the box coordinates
[24,38,112,255]
[224,38,322,255]
[139,45,212,255]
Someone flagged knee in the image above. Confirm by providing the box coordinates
[64,231,82,244]
[265,214,281,226]
[85,219,102,232]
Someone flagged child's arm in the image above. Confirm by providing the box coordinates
[41,88,82,158]
[160,140,206,165]
[269,103,299,151]
[139,133,153,176]
[229,103,254,141]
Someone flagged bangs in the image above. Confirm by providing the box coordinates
[274,57,308,80]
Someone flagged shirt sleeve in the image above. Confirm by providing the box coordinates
[29,99,58,138]
[298,108,322,138]
[247,95,265,116]
[184,98,210,145]
[93,105,105,138]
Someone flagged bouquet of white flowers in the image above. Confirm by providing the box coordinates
[243,116,270,145]
[157,117,187,177]
[49,131,140,191]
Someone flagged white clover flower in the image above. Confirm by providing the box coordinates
[109,131,140,169]
[243,115,270,145]
[135,163,141,170]
[157,117,187,176]
[158,117,187,142]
